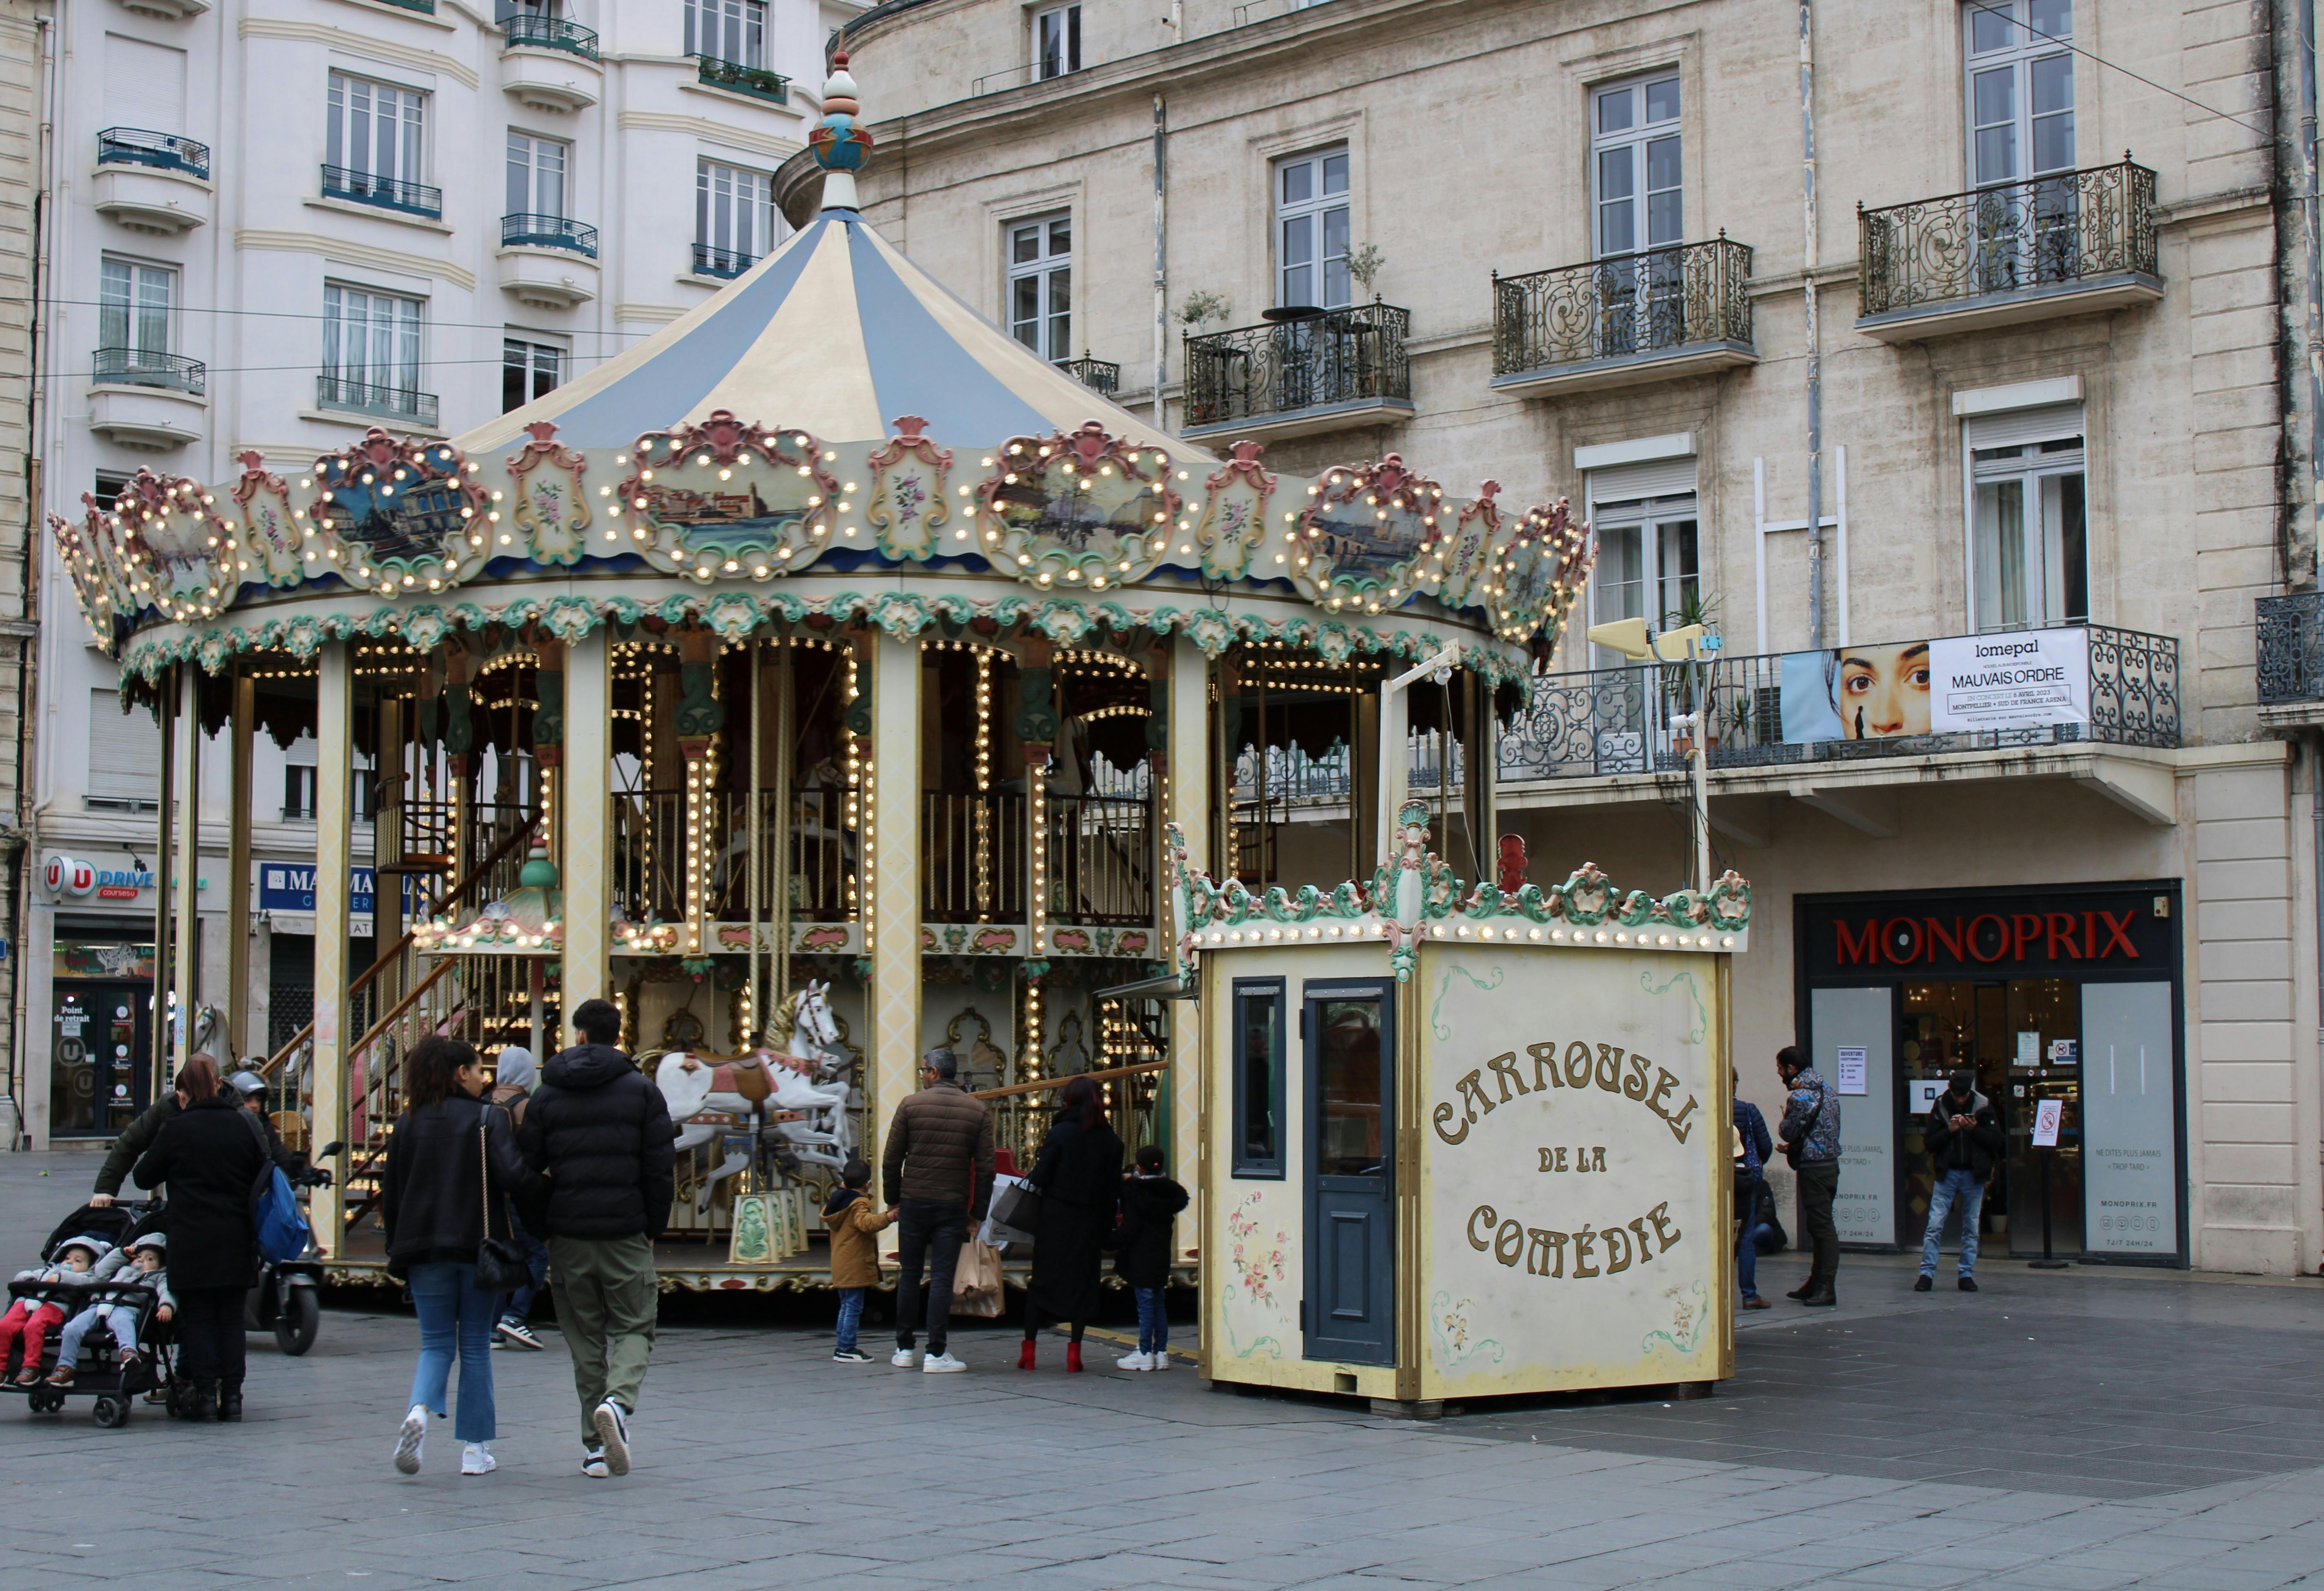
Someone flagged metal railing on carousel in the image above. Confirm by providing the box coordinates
[610,787,856,927]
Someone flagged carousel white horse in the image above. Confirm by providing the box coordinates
[654,982,858,1213]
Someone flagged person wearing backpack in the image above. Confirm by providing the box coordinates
[1774,1045,1842,1308]
[130,1054,267,1421]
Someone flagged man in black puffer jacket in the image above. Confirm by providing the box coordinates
[516,998,673,1479]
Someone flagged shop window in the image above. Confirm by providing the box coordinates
[1967,406,2085,632]
[1007,214,1072,364]
[1275,148,1349,309]
[1035,2,1080,79]
[1232,978,1285,1177]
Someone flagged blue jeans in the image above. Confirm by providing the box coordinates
[1133,1286,1166,1355]
[408,1261,497,1443]
[498,1210,550,1324]
[1920,1168,1987,1278]
[835,1287,866,1353]
[1736,1223,1777,1300]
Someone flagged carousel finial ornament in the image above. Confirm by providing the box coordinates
[809,49,874,211]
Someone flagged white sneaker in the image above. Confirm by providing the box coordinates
[1116,1351,1152,1371]
[460,1443,496,1476]
[591,1399,632,1476]
[890,1348,920,1368]
[393,1405,427,1475]
[1151,1351,1171,1371]
[921,1351,967,1373]
[580,1448,609,1479]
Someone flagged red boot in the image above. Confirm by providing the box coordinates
[1017,1339,1037,1371]
[1065,1342,1084,1374]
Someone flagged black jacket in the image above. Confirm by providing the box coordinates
[1924,1089,2004,1182]
[130,1093,266,1291]
[1113,1173,1188,1290]
[1028,1116,1124,1211]
[515,1044,675,1241]
[381,1093,531,1274]
[97,1094,180,1197]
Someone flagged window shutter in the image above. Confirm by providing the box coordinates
[1965,402,2084,452]
[107,35,187,133]
[1587,454,1698,507]
[87,690,157,801]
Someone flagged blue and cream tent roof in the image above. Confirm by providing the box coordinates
[459,212,1204,461]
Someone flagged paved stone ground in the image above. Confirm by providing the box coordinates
[7,1149,2324,1589]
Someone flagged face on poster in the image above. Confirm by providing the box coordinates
[1779,643,1932,743]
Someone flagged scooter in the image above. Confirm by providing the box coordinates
[244,1141,345,1356]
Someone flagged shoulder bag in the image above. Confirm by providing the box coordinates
[470,1110,529,1291]
[244,1111,311,1263]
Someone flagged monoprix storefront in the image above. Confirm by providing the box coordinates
[1796,881,2185,1266]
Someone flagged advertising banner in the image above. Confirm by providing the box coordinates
[1779,628,2088,744]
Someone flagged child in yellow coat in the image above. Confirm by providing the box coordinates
[822,1158,896,1362]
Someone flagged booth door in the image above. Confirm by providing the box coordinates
[1303,980,1394,1366]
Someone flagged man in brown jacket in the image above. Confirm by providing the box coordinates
[880,1047,994,1373]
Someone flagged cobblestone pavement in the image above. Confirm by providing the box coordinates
[7,1150,2324,1590]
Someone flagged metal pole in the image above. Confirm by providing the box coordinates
[2029,1145,2069,1268]
[1800,0,1824,650]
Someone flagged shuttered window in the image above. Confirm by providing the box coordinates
[87,690,158,806]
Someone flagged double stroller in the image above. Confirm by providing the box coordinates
[4,1201,175,1428]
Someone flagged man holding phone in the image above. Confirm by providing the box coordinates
[1917,1067,2003,1293]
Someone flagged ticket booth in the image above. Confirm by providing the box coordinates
[1188,823,1751,1412]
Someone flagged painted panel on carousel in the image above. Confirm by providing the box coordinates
[1431,481,1501,609]
[229,453,306,589]
[1490,500,1591,644]
[308,429,483,596]
[977,421,1181,592]
[620,410,839,581]
[112,469,234,623]
[49,504,129,639]
[1188,441,1278,582]
[1295,454,1446,614]
[863,416,954,561]
[506,421,594,566]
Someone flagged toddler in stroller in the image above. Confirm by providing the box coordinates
[6,1202,174,1426]
[47,1234,172,1387]
[2,1236,112,1382]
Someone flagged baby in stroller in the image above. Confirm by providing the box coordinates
[2,1236,113,1384]
[46,1235,171,1388]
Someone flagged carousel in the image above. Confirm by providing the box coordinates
[47,55,1742,1316]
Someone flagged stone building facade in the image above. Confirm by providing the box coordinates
[786,0,2323,1274]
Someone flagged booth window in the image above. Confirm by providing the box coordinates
[1232,978,1285,1177]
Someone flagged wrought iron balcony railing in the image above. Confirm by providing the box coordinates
[1183,301,1410,430]
[693,55,789,105]
[501,12,599,58]
[502,213,599,256]
[92,348,205,396]
[1495,625,2180,784]
[1858,156,2158,319]
[321,165,444,219]
[317,373,439,426]
[1060,356,1119,396]
[2258,593,2324,703]
[692,242,756,278]
[1492,235,1752,377]
[97,127,210,179]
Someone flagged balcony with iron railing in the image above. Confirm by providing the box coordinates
[1856,156,2161,341]
[1182,300,1412,442]
[321,165,443,220]
[692,242,756,280]
[1491,234,1755,397]
[502,212,599,256]
[97,127,209,179]
[317,373,439,427]
[1061,356,1119,397]
[92,347,205,395]
[2257,594,2324,726]
[501,11,599,57]
[693,55,790,105]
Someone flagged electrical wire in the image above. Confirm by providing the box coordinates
[36,296,662,338]
[1964,1,2272,142]
[45,352,601,382]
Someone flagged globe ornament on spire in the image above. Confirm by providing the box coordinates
[809,51,875,211]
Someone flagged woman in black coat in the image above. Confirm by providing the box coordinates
[1017,1075,1123,1373]
[380,1036,530,1478]
[132,1053,266,1421]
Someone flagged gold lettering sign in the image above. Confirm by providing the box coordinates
[1431,1035,1700,1146]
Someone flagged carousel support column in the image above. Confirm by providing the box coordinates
[1165,635,1210,1264]
[442,649,474,885]
[1351,693,1378,889]
[562,630,611,1018]
[309,642,354,1255]
[673,630,723,960]
[867,629,921,1248]
[1019,635,1055,1078]
[1463,670,1492,886]
[373,697,404,1010]
[227,676,253,1060]
[150,671,177,1098]
[172,663,200,1071]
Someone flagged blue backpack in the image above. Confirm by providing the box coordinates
[243,1112,311,1263]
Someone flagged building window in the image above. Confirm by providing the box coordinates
[87,689,158,811]
[1592,74,1681,259]
[695,159,779,275]
[505,132,568,220]
[1232,978,1285,1178]
[1589,496,1699,664]
[1035,3,1081,78]
[685,0,765,65]
[1008,214,1072,363]
[98,258,173,364]
[321,284,423,405]
[503,338,563,413]
[1967,0,2073,187]
[1275,148,1349,309]
[326,72,426,187]
[1968,411,2086,633]
[283,764,317,822]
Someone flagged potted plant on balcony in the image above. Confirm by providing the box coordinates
[1178,290,1232,333]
